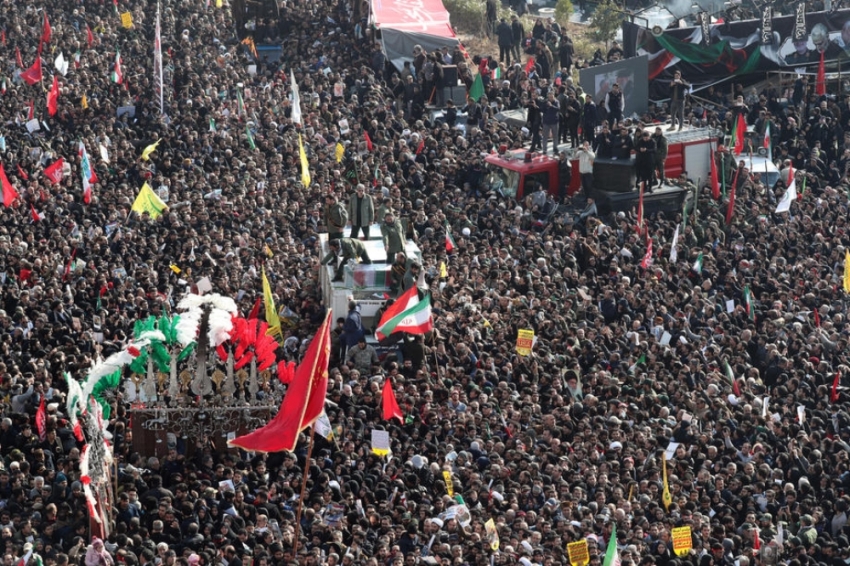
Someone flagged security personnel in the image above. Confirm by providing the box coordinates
[322,238,372,282]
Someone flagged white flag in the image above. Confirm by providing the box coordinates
[775,165,796,213]
[290,70,302,126]
[797,404,806,424]
[54,53,69,76]
[670,224,680,263]
[154,3,164,116]
[99,144,109,163]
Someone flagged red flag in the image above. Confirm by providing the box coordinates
[1,30,6,46]
[43,158,64,184]
[364,131,373,152]
[30,204,40,223]
[733,114,746,155]
[19,268,31,283]
[710,148,720,200]
[27,100,34,121]
[726,174,740,226]
[35,396,47,441]
[525,56,535,75]
[247,296,262,320]
[37,40,43,57]
[86,25,95,48]
[47,75,59,116]
[0,164,18,208]
[415,139,425,155]
[832,371,841,404]
[814,308,821,328]
[228,311,332,453]
[15,47,22,69]
[20,57,42,86]
[753,528,761,554]
[816,51,826,96]
[382,378,404,424]
[16,164,27,181]
[42,13,51,45]
[640,236,653,269]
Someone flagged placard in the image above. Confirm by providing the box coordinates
[672,526,692,556]
[567,540,589,566]
[371,429,390,456]
[516,329,534,356]
[121,12,134,29]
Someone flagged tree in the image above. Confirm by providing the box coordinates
[589,0,622,45]
[555,0,575,27]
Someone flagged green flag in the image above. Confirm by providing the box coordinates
[246,124,256,150]
[603,525,620,566]
[469,73,484,102]
[692,252,703,274]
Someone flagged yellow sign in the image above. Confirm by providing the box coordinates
[672,526,692,556]
[485,518,499,551]
[443,471,454,497]
[567,540,589,566]
[120,12,134,29]
[516,329,534,356]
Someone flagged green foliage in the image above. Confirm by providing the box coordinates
[554,0,575,27]
[443,0,488,36]
[589,0,623,45]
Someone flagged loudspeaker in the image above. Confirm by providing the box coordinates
[443,65,458,85]
[592,158,636,193]
[442,86,467,106]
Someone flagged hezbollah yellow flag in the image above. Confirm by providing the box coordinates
[81,94,88,110]
[485,519,500,551]
[141,139,161,161]
[169,264,181,274]
[662,451,672,511]
[439,261,447,278]
[299,134,311,187]
[262,267,281,338]
[844,250,850,293]
[335,142,345,163]
[215,0,223,7]
[131,182,168,219]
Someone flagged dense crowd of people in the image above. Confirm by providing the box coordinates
[3,0,850,566]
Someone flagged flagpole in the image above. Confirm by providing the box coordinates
[292,425,316,557]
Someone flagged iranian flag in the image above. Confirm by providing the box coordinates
[376,286,433,340]
[743,284,755,321]
[446,228,456,253]
[725,360,741,396]
[602,524,620,566]
[692,252,703,274]
[111,50,122,84]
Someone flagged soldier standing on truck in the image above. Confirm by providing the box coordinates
[324,193,348,240]
[322,238,372,282]
[381,211,406,258]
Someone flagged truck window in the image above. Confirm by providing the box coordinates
[525,171,550,194]
[485,166,520,198]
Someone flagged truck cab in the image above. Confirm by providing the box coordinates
[483,150,579,200]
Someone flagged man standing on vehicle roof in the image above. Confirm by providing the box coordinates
[575,141,595,198]
[636,130,656,192]
[605,83,624,126]
[653,127,668,187]
[668,70,689,131]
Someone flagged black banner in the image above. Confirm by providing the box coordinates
[761,6,773,46]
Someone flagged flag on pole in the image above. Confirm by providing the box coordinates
[661,451,672,511]
[209,118,216,132]
[670,224,680,263]
[81,93,88,109]
[1,79,5,95]
[131,182,168,219]
[816,51,826,96]
[640,236,653,269]
[0,164,18,207]
[710,149,720,200]
[30,204,41,223]
[79,141,96,204]
[637,181,645,233]
[335,142,345,163]
[86,25,95,47]
[525,56,535,75]
[110,50,122,83]
[46,75,59,116]
[602,525,621,566]
[236,89,245,117]
[733,114,745,155]
[446,226,456,253]
[692,252,703,274]
[775,164,796,213]
[15,47,22,69]
[743,285,755,321]
[382,378,403,423]
[376,286,433,340]
[364,131,373,152]
[35,397,47,441]
[763,122,771,158]
[16,165,27,181]
[469,72,484,102]
[299,134,311,187]
[20,57,43,86]
[54,52,68,76]
[154,3,164,116]
[832,372,841,404]
[290,70,302,126]
[262,267,282,338]
[228,311,332,453]
[141,139,161,161]
[42,13,51,45]
[726,174,736,225]
[814,308,821,328]
[246,124,256,150]
[845,250,850,293]
[27,100,35,121]
[725,360,741,396]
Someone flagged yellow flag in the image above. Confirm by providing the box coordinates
[81,94,88,109]
[439,261,447,278]
[131,182,168,219]
[215,0,223,7]
[335,142,345,163]
[844,250,850,293]
[169,264,181,274]
[298,134,311,187]
[141,139,161,161]
[443,471,454,497]
[264,244,274,258]
[662,451,672,511]
[262,267,281,338]
[120,12,133,29]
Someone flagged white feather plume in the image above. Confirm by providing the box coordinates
[137,330,166,343]
[207,309,235,346]
[175,307,202,346]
